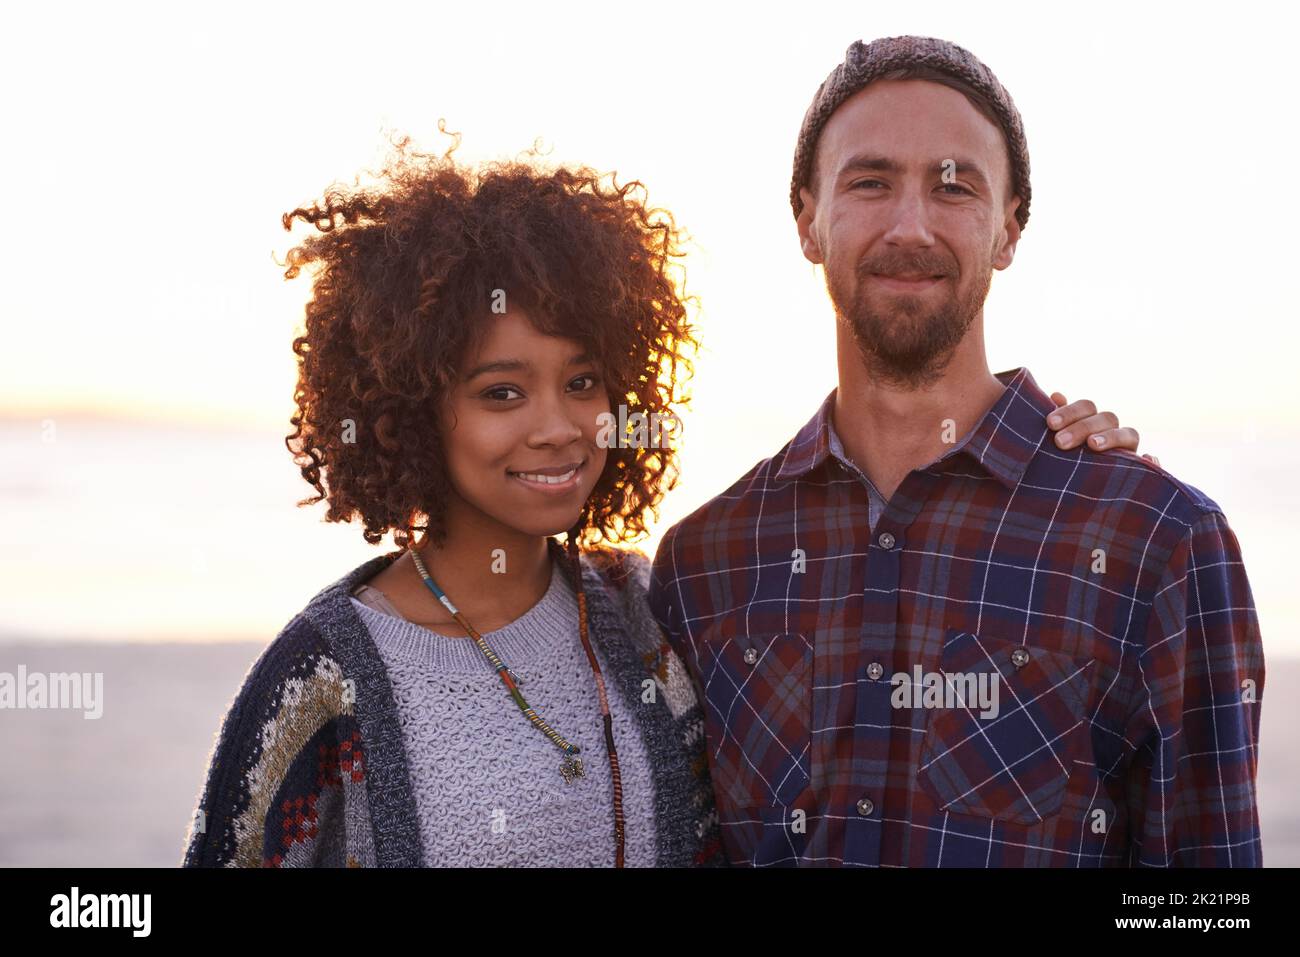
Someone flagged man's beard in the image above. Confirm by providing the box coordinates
[825,247,993,390]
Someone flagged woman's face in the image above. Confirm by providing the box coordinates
[438,307,611,540]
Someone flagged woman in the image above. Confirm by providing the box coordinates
[182,135,1141,868]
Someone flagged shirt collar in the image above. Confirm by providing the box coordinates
[774,367,1055,492]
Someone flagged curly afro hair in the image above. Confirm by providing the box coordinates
[280,131,698,554]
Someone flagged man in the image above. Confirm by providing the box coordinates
[647,36,1263,867]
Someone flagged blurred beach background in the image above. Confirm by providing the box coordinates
[2,0,1297,865]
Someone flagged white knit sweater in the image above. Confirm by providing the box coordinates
[348,560,657,866]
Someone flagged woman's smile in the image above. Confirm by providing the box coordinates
[507,460,585,493]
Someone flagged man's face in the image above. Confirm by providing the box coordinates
[796,79,1021,388]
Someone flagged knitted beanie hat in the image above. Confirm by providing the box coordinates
[790,36,1031,230]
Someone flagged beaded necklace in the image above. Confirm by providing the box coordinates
[407,535,626,867]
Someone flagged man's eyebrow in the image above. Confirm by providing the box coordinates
[837,153,903,178]
[836,153,991,186]
[932,157,991,186]
[463,352,593,380]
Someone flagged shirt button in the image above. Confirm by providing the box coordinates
[743,648,758,665]
[866,662,884,680]
[877,532,896,550]
[1011,648,1031,668]
[856,797,875,816]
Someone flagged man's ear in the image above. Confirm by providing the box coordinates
[796,186,824,264]
[993,196,1022,271]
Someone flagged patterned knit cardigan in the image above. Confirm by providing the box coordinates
[182,539,723,867]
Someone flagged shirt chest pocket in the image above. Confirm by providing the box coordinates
[698,624,812,810]
[916,629,1096,826]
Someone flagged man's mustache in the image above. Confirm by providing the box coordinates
[857,254,957,279]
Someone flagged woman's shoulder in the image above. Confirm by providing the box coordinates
[578,545,657,630]
[183,612,352,866]
[206,613,352,774]
[204,562,379,793]
[186,554,412,866]
[578,544,685,672]
[581,543,651,592]
[250,612,347,695]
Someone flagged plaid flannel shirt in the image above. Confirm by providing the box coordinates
[648,367,1264,867]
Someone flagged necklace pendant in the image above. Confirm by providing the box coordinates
[560,754,585,784]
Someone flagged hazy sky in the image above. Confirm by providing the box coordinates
[2,1,1296,649]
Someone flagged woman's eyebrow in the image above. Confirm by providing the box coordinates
[464,358,529,379]
[464,352,593,380]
